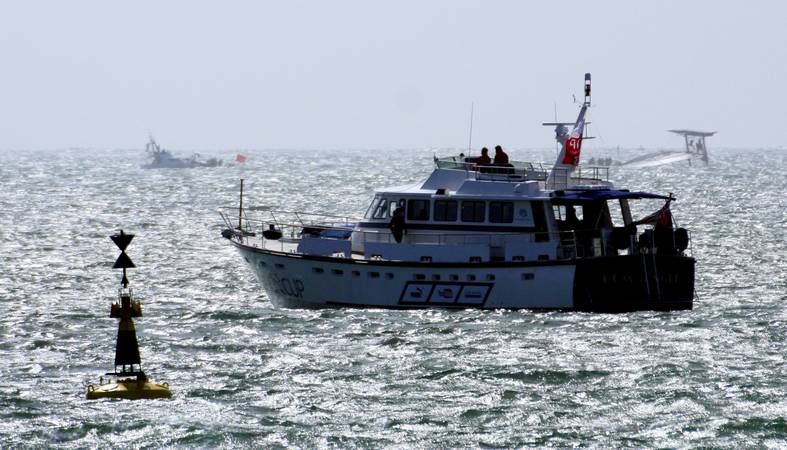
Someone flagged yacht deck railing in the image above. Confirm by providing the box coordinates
[219,207,358,238]
[219,207,691,260]
[434,155,610,189]
[221,210,567,256]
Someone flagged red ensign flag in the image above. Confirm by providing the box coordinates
[562,137,582,165]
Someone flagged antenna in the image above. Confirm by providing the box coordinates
[554,101,559,156]
[238,179,244,231]
[584,73,592,106]
[467,102,474,153]
[583,73,592,141]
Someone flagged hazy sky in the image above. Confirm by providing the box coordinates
[1,1,785,150]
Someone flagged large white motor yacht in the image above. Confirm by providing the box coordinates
[220,74,695,311]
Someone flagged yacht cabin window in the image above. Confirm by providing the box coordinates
[461,201,486,223]
[372,198,389,219]
[606,200,625,227]
[489,201,514,223]
[553,204,585,231]
[407,199,430,221]
[433,200,458,222]
[553,205,583,222]
[531,201,549,241]
[388,200,400,217]
[553,205,564,221]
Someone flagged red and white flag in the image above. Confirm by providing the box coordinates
[562,117,584,166]
[235,153,247,164]
[634,200,673,227]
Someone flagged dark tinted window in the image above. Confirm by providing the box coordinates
[434,200,458,221]
[531,201,549,242]
[407,199,430,221]
[489,201,514,223]
[461,201,486,222]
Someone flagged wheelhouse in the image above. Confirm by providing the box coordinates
[352,184,681,263]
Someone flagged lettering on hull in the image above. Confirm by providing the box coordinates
[399,282,493,307]
[265,273,305,299]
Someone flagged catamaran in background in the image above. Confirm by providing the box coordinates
[220,74,696,312]
[142,136,223,169]
[621,129,716,168]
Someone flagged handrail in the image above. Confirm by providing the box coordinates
[434,155,610,188]
[219,206,691,260]
[217,206,359,222]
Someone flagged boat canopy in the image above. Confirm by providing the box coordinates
[554,190,672,202]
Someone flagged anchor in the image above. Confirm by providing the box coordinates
[86,230,171,400]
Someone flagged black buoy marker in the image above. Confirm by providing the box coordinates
[109,230,144,379]
[86,230,171,400]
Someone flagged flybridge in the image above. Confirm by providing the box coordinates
[433,155,611,191]
[433,74,604,191]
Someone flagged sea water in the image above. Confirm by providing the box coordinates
[0,147,785,447]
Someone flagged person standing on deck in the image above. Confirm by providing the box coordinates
[389,207,407,243]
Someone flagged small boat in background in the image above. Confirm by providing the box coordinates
[142,136,223,169]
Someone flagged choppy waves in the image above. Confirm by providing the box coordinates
[0,147,785,447]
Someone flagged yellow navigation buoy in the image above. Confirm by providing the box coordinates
[86,230,171,400]
[87,377,171,400]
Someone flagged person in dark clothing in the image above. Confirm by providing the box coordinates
[493,145,509,164]
[389,207,407,243]
[475,147,491,165]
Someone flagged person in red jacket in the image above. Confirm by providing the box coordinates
[493,145,509,164]
[475,147,491,165]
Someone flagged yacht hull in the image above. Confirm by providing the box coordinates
[232,242,694,312]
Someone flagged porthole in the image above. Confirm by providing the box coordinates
[369,272,380,278]
[332,269,344,276]
[414,274,426,281]
[467,274,476,281]
[352,270,361,277]
[486,274,495,281]
[449,274,459,281]
[385,273,394,279]
[312,267,324,274]
[522,273,535,280]
[275,263,285,269]
[432,274,441,281]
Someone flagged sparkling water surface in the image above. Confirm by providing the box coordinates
[0,147,785,448]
